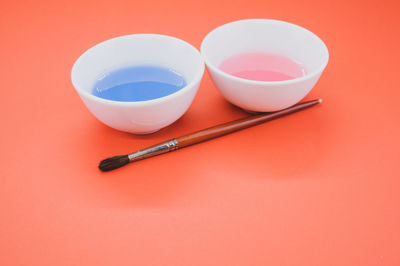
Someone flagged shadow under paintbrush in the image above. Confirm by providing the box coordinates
[78,116,205,208]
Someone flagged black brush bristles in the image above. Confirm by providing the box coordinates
[98,155,130,172]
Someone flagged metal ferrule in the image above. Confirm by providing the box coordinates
[128,139,179,162]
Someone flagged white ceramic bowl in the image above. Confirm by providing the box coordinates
[201,19,329,112]
[71,34,204,134]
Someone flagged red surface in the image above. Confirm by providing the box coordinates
[1,0,399,265]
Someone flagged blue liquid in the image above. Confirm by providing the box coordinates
[92,65,186,102]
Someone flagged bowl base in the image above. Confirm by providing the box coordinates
[242,108,263,115]
[130,129,160,135]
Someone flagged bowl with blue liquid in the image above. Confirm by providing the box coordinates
[71,34,204,134]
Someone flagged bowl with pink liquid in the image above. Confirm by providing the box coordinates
[201,19,329,112]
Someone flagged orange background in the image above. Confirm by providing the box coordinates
[1,0,399,265]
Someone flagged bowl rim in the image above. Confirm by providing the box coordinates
[200,19,329,86]
[71,33,205,107]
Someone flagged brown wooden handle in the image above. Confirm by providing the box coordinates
[176,99,321,148]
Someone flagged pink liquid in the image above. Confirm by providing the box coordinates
[219,52,307,81]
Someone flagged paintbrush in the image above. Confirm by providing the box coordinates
[99,99,321,171]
